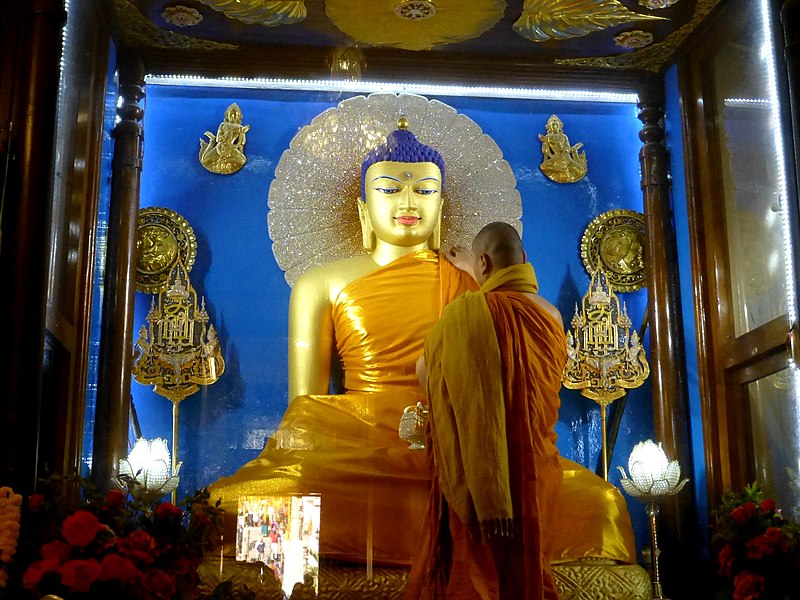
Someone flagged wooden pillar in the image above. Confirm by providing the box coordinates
[638,75,700,594]
[0,0,65,494]
[91,53,144,491]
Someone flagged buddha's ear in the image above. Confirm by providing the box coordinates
[357,197,375,251]
[429,208,442,251]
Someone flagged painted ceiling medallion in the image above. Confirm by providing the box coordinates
[162,5,203,27]
[394,0,437,20]
[639,0,680,8]
[325,0,505,51]
[513,0,666,43]
[196,0,306,27]
[614,29,653,48]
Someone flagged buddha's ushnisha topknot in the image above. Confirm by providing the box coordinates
[361,117,445,197]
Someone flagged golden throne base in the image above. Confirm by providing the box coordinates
[198,556,652,599]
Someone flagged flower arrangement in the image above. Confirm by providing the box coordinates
[712,482,800,600]
[7,474,225,600]
[0,487,22,589]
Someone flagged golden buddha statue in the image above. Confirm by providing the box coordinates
[209,118,637,570]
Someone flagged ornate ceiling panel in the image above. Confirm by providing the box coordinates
[118,0,724,74]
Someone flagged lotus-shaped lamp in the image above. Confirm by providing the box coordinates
[117,437,182,504]
[617,439,688,501]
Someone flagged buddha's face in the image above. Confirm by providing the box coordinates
[362,161,443,248]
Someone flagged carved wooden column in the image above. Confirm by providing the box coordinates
[0,0,65,494]
[91,54,144,491]
[638,76,699,593]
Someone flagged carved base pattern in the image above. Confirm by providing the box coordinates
[199,557,651,599]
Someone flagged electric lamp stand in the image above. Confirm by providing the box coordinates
[646,501,664,600]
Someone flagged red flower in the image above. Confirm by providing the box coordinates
[27,493,45,510]
[718,543,735,578]
[22,558,60,591]
[731,502,758,525]
[117,530,157,565]
[105,489,127,510]
[61,510,105,547]
[141,568,177,600]
[154,501,183,520]
[746,527,789,560]
[59,558,102,593]
[733,571,765,600]
[759,498,775,513]
[40,540,71,564]
[99,553,142,583]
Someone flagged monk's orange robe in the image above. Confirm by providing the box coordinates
[405,263,565,600]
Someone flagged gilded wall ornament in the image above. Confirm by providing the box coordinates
[538,115,587,183]
[136,207,198,294]
[562,265,650,477]
[325,0,505,51]
[614,29,654,48]
[199,103,250,175]
[513,0,666,43]
[132,260,225,403]
[580,209,646,292]
[196,0,306,26]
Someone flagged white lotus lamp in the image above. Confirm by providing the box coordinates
[617,439,689,600]
[117,437,182,504]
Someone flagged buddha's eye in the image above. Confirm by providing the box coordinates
[374,187,400,194]
[415,188,438,196]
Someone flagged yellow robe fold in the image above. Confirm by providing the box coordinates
[208,252,637,569]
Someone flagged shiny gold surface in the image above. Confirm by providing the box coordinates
[538,114,587,183]
[197,556,650,599]
[556,0,722,71]
[562,266,650,405]
[580,209,646,292]
[513,0,666,43]
[197,0,307,27]
[135,207,198,294]
[325,0,505,51]
[267,93,521,286]
[132,259,225,402]
[199,103,250,174]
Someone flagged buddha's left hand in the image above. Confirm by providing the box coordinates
[445,246,476,280]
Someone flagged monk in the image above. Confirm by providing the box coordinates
[405,222,565,599]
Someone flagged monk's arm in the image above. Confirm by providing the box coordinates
[287,271,335,402]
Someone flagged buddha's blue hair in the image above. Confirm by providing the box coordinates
[361,129,445,198]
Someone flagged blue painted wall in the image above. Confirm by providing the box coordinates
[132,84,659,550]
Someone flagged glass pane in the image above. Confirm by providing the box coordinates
[709,0,791,336]
[748,369,800,518]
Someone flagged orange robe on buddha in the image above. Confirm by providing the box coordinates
[208,251,637,570]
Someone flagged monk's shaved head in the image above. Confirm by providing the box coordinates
[472,222,525,271]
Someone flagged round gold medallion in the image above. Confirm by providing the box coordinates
[136,207,197,293]
[580,209,646,292]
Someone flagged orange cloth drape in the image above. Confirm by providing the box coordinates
[404,264,564,599]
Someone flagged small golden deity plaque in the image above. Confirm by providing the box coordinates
[580,209,646,292]
[538,114,587,183]
[199,103,250,174]
[136,207,197,294]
